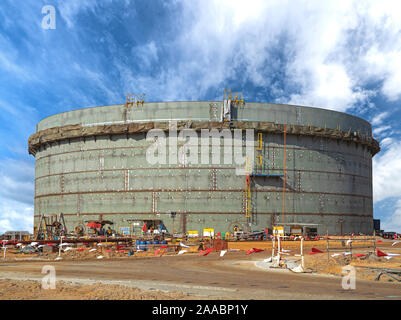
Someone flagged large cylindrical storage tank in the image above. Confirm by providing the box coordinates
[28,101,379,236]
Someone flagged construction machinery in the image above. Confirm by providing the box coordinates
[35,213,68,240]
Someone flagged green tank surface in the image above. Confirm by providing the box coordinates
[28,101,379,237]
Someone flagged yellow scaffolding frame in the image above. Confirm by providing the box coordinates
[245,156,252,218]
[257,132,263,150]
[125,93,145,107]
[282,124,287,224]
[223,89,244,107]
[126,93,135,106]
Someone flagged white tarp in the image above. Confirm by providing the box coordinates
[223,99,231,121]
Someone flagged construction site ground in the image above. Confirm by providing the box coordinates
[0,239,400,300]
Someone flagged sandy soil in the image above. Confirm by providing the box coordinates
[0,239,399,300]
[0,279,202,300]
[304,252,401,281]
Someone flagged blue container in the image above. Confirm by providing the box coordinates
[138,241,147,251]
[154,241,160,245]
[146,241,153,250]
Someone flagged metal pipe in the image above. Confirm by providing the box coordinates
[278,235,281,261]
[57,236,63,259]
[272,235,275,258]
[301,237,304,269]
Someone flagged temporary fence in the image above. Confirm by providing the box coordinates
[324,236,377,261]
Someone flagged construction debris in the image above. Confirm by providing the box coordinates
[20,245,37,254]
[375,268,401,282]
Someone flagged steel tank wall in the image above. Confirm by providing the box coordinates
[37,102,372,134]
[31,102,375,235]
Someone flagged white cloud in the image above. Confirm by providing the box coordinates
[0,158,34,205]
[286,63,369,111]
[356,0,401,101]
[133,42,159,70]
[0,34,36,82]
[372,111,389,126]
[58,0,132,28]
[71,63,121,104]
[373,125,391,136]
[364,48,401,101]
[373,140,401,203]
[0,158,34,233]
[373,132,401,233]
[58,0,104,28]
[0,200,33,234]
[381,199,401,233]
[379,137,394,148]
[109,0,401,109]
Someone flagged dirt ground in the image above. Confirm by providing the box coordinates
[304,253,401,281]
[265,237,401,282]
[0,279,204,300]
[0,239,400,300]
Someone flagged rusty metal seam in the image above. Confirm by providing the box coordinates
[32,140,375,163]
[33,212,372,217]
[34,167,371,182]
[34,189,373,199]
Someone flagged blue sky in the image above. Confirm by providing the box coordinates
[0,0,400,233]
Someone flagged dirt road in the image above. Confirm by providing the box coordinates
[0,251,400,300]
